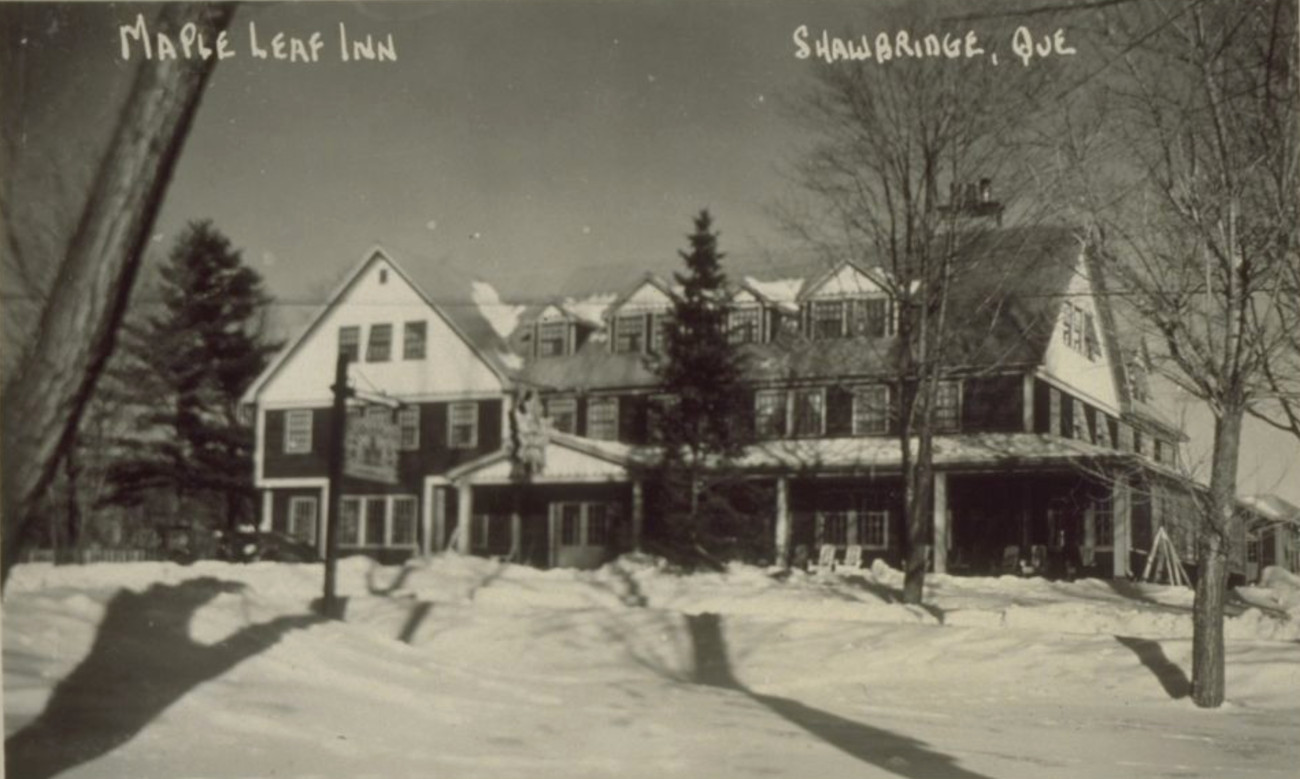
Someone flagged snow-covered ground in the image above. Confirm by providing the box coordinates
[4,555,1299,778]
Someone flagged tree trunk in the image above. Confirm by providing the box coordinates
[1192,401,1243,708]
[0,3,236,589]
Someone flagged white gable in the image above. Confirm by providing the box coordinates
[459,444,628,484]
[1040,251,1121,415]
[807,263,884,298]
[536,304,570,323]
[618,280,674,311]
[257,254,505,405]
[732,288,760,305]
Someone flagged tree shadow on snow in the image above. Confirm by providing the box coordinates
[5,577,323,779]
[686,613,990,779]
[1113,635,1189,699]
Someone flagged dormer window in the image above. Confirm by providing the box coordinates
[614,314,645,353]
[728,307,761,344]
[852,298,894,337]
[650,312,670,353]
[537,321,568,357]
[811,301,846,339]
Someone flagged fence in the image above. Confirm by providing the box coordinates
[20,548,167,564]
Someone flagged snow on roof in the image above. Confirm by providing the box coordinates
[744,276,804,307]
[471,280,524,340]
[561,293,618,326]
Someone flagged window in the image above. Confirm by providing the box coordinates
[560,503,581,545]
[365,497,387,545]
[821,511,849,546]
[755,390,787,438]
[287,497,318,544]
[545,397,577,434]
[403,321,426,360]
[587,397,618,440]
[852,385,890,435]
[391,497,417,546]
[1095,414,1113,448]
[398,406,420,450]
[448,402,478,448]
[367,323,392,362]
[852,298,891,338]
[338,326,360,362]
[615,314,645,353]
[811,301,845,340]
[339,498,362,546]
[791,388,826,437]
[1062,303,1099,361]
[934,381,960,432]
[857,510,889,548]
[1092,496,1113,548]
[537,321,567,357]
[284,410,313,453]
[728,307,761,344]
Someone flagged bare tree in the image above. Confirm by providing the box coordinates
[1,3,238,588]
[782,22,1060,603]
[1061,0,1298,707]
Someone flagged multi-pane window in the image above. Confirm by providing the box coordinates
[811,301,845,339]
[545,397,577,434]
[391,497,417,546]
[397,406,420,450]
[403,321,427,360]
[1072,399,1090,440]
[557,502,614,546]
[367,323,392,362]
[338,326,360,362]
[933,381,960,432]
[852,385,890,435]
[339,498,362,546]
[1092,496,1113,548]
[586,397,618,440]
[852,298,891,338]
[755,390,787,438]
[284,410,313,453]
[615,314,645,353]
[857,510,889,548]
[287,496,318,544]
[448,402,478,449]
[1062,303,1100,361]
[791,388,825,437]
[339,495,418,547]
[537,321,567,357]
[821,511,849,545]
[728,307,761,344]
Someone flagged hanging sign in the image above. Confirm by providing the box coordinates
[344,407,400,484]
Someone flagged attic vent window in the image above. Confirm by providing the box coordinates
[1062,303,1100,361]
[379,268,388,284]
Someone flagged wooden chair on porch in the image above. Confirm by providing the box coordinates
[815,543,838,573]
[842,544,864,570]
[1001,545,1021,575]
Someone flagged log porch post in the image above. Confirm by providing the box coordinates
[456,483,473,555]
[932,472,948,574]
[775,476,791,568]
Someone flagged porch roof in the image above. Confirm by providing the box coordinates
[444,430,637,485]
[739,432,1123,473]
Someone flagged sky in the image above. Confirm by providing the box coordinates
[2,0,1297,503]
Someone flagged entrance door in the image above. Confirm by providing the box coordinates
[551,502,611,569]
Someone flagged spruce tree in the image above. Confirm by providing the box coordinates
[654,210,759,564]
[104,221,277,536]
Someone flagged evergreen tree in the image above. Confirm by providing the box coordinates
[104,221,277,535]
[653,210,761,564]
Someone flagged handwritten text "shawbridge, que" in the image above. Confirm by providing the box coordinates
[793,25,1076,67]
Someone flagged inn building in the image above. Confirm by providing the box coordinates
[240,225,1248,580]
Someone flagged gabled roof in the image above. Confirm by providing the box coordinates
[241,246,516,405]
[797,257,890,300]
[513,225,1088,391]
[604,273,678,316]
